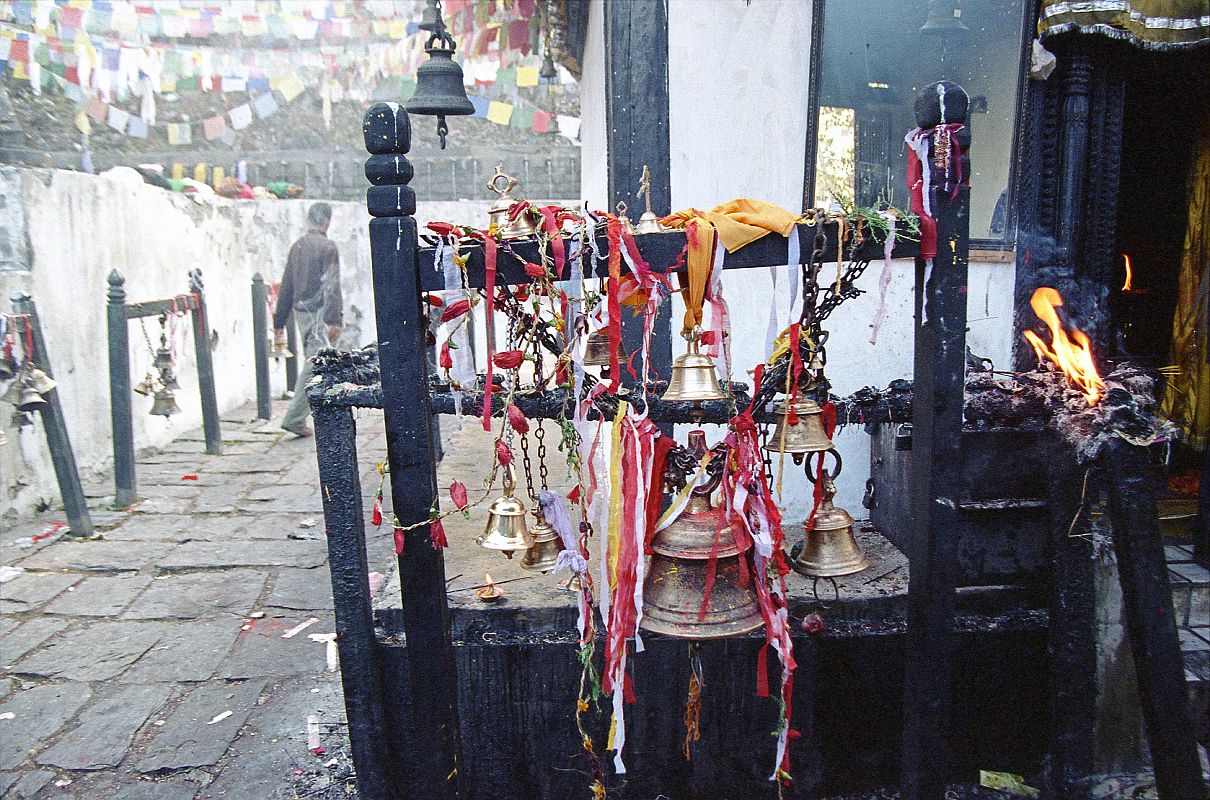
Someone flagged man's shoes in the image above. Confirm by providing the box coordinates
[283,424,313,438]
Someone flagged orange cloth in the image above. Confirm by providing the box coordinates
[661,199,802,332]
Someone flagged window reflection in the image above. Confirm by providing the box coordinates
[812,0,1025,241]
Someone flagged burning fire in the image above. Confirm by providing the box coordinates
[1022,287,1105,405]
[475,572,503,601]
[1121,254,1133,292]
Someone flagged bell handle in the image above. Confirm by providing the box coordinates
[424,27,458,53]
[803,447,843,484]
[501,464,517,495]
[487,166,518,198]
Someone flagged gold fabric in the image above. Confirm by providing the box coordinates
[1160,120,1210,449]
[1039,0,1210,50]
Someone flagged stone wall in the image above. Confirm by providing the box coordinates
[0,166,497,518]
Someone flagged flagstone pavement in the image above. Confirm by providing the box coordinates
[0,400,402,800]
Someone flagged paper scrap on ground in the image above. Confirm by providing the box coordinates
[282,617,319,639]
[208,710,233,725]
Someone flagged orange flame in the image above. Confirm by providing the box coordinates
[1121,254,1133,292]
[475,571,502,600]
[1022,287,1105,405]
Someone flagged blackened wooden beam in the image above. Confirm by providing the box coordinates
[188,269,222,456]
[363,102,460,799]
[901,82,972,800]
[605,0,672,388]
[11,293,93,537]
[123,296,198,319]
[107,270,137,509]
[310,401,394,799]
[1102,439,1206,800]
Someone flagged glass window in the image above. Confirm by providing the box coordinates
[812,0,1026,241]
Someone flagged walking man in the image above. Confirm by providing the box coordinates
[274,202,342,437]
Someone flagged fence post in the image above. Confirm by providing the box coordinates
[107,270,136,508]
[285,311,299,398]
[251,274,272,421]
[189,269,222,455]
[11,293,93,536]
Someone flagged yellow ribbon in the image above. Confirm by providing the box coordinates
[607,401,627,592]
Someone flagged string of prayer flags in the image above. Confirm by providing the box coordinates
[229,103,253,131]
[487,101,513,126]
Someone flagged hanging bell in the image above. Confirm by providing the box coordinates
[0,355,15,381]
[641,489,765,640]
[270,338,293,361]
[150,387,182,417]
[417,0,441,32]
[790,476,870,577]
[406,25,474,149]
[26,367,55,395]
[476,470,533,557]
[662,328,726,404]
[133,373,156,396]
[520,510,561,573]
[485,166,537,240]
[583,328,620,369]
[764,398,834,465]
[2,376,23,406]
[615,201,636,236]
[16,384,47,412]
[920,0,969,35]
[154,345,175,372]
[539,51,558,82]
[159,368,181,392]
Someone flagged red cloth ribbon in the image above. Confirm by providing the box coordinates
[493,349,524,370]
[440,299,470,323]
[482,236,498,432]
[449,481,468,511]
[605,218,624,392]
[506,404,530,434]
[430,519,448,550]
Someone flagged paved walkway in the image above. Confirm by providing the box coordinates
[0,400,397,799]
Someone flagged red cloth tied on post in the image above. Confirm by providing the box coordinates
[481,235,499,431]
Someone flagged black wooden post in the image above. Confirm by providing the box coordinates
[188,269,222,455]
[284,311,299,399]
[312,401,393,799]
[364,103,460,798]
[107,270,136,509]
[1102,440,1205,800]
[251,273,272,421]
[605,0,673,389]
[11,293,93,537]
[901,82,971,800]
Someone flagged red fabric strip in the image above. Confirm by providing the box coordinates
[481,236,498,431]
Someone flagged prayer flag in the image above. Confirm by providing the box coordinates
[531,109,551,133]
[469,95,489,118]
[212,166,225,190]
[126,115,148,138]
[202,114,225,140]
[495,65,516,86]
[252,92,277,119]
[229,103,253,130]
[487,101,513,125]
[279,71,305,101]
[86,96,108,124]
[510,107,534,130]
[194,163,207,182]
[106,105,130,133]
[516,66,539,87]
[221,76,246,93]
[167,122,192,145]
[556,114,580,140]
[171,163,185,181]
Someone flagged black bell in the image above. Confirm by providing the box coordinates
[407,30,474,149]
[418,0,441,32]
[539,51,558,82]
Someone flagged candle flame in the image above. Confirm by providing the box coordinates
[1022,287,1105,405]
[1121,254,1133,292]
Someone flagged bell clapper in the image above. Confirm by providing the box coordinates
[683,641,705,760]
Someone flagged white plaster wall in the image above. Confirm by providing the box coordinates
[0,166,494,518]
[579,0,608,210]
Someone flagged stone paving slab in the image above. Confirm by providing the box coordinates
[123,570,268,620]
[0,571,81,612]
[0,768,53,798]
[0,618,70,665]
[136,679,268,773]
[218,615,334,679]
[12,620,170,681]
[44,574,154,617]
[159,540,326,571]
[121,618,244,684]
[200,455,287,474]
[265,567,334,611]
[36,683,174,770]
[58,770,204,799]
[16,541,175,573]
[101,514,196,542]
[0,682,93,769]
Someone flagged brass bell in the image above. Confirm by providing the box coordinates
[16,384,47,412]
[520,510,561,573]
[642,490,765,640]
[159,368,181,391]
[615,201,636,236]
[133,373,156,396]
[790,476,870,577]
[150,387,182,417]
[406,22,474,149]
[764,398,833,465]
[920,0,969,35]
[153,345,175,372]
[270,338,293,361]
[583,328,620,369]
[476,469,533,556]
[417,0,441,32]
[485,166,537,240]
[662,328,725,404]
[26,367,55,395]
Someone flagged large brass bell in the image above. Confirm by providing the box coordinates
[406,22,474,149]
[133,373,156,396]
[583,328,622,369]
[641,489,765,640]
[16,384,46,412]
[476,469,532,557]
[153,345,174,372]
[159,368,181,392]
[150,387,182,417]
[791,475,870,577]
[764,398,833,465]
[521,510,561,573]
[485,167,537,240]
[661,327,725,404]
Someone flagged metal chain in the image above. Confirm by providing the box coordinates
[535,420,549,490]
[519,428,537,504]
[138,317,157,359]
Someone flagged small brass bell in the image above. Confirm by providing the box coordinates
[406,21,475,149]
[159,368,181,392]
[485,166,537,240]
[583,329,620,369]
[16,384,47,412]
[641,489,765,640]
[790,476,870,578]
[615,201,636,236]
[150,387,182,417]
[476,469,533,557]
[133,373,156,396]
[270,338,293,360]
[520,510,561,573]
[764,398,833,465]
[153,345,175,372]
[26,367,55,395]
[662,327,726,404]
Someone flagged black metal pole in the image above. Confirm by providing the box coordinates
[11,293,93,537]
[1102,439,1206,800]
[251,273,272,421]
[311,401,393,799]
[285,310,299,399]
[107,270,136,509]
[188,269,222,455]
[363,103,460,798]
[901,82,971,800]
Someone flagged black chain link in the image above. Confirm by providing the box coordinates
[535,420,549,490]
[519,429,537,504]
